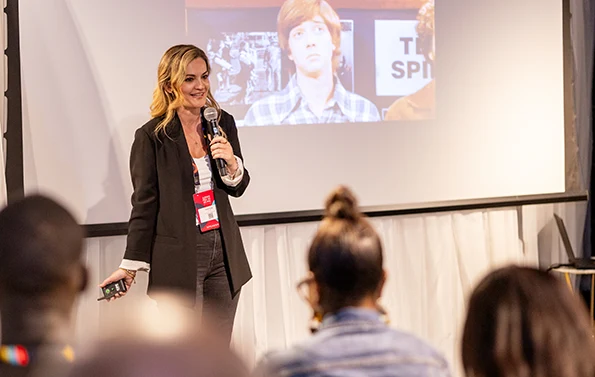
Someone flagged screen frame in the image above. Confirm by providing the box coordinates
[4,0,581,236]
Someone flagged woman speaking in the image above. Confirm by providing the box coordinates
[100,44,251,343]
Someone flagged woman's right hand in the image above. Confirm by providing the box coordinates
[99,268,135,301]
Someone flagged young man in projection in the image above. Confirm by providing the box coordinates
[243,0,380,126]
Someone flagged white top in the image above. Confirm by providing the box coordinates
[193,156,213,193]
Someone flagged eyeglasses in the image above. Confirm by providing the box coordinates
[296,275,323,333]
[296,274,390,331]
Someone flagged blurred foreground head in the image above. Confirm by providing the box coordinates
[462,265,595,377]
[0,194,86,306]
[68,293,249,377]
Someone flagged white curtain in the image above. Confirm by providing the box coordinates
[75,201,583,377]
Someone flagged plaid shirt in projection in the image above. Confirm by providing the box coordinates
[243,75,380,126]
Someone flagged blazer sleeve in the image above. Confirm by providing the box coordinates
[124,127,158,263]
[220,112,250,198]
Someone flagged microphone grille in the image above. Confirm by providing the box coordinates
[204,107,218,122]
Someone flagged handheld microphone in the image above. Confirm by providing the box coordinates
[203,107,228,177]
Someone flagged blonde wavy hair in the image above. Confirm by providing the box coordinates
[150,44,221,137]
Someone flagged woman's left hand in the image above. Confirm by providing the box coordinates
[210,136,238,173]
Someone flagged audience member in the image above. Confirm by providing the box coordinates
[462,265,595,377]
[253,186,450,377]
[0,195,87,377]
[67,293,249,377]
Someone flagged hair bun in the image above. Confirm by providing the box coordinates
[324,186,360,221]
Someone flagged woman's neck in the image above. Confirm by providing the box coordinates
[357,296,381,310]
[322,296,380,318]
[177,107,202,131]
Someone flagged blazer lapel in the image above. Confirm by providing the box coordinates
[169,115,195,198]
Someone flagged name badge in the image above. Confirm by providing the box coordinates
[193,190,220,232]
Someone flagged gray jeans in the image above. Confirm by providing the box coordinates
[195,228,240,344]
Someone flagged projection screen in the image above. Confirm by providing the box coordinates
[19,0,565,225]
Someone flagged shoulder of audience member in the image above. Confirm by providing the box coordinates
[252,343,318,377]
[388,328,450,368]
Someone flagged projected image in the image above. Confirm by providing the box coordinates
[206,26,354,109]
[207,32,281,106]
[381,0,435,121]
[337,21,355,93]
[243,5,377,126]
[186,0,436,126]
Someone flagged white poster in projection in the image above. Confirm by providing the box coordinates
[375,20,433,97]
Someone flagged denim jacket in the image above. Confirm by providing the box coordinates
[255,308,451,377]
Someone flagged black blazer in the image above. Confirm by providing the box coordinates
[123,110,252,300]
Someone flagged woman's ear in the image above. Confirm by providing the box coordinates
[164,82,173,94]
